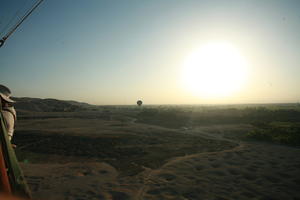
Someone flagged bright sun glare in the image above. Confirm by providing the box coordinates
[182,42,248,99]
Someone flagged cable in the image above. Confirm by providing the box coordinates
[0,0,43,47]
[0,0,30,37]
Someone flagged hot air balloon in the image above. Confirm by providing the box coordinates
[137,100,143,106]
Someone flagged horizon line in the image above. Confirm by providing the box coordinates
[12,96,300,106]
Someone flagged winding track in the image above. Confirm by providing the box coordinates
[135,127,245,200]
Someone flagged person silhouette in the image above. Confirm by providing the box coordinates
[0,85,17,143]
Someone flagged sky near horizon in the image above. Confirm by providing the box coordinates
[0,0,300,105]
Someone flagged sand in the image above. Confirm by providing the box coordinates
[18,122,300,200]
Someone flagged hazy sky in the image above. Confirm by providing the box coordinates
[0,0,299,105]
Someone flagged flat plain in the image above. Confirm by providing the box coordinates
[12,100,300,200]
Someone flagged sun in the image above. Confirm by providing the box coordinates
[181,42,248,99]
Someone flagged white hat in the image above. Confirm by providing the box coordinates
[0,85,15,103]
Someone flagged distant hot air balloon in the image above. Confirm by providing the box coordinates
[137,100,143,106]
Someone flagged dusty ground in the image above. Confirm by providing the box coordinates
[14,116,300,200]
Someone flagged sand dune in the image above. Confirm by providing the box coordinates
[138,143,300,200]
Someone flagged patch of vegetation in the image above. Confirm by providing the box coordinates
[135,106,300,128]
[192,107,300,125]
[136,108,190,128]
[14,130,236,176]
[247,122,300,146]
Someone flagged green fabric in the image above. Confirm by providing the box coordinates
[0,109,31,198]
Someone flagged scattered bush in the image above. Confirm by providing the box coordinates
[247,123,300,146]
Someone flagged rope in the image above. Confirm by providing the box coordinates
[0,0,30,37]
[0,0,43,47]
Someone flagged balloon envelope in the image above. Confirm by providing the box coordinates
[137,100,142,106]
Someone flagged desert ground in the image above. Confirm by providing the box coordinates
[11,99,300,200]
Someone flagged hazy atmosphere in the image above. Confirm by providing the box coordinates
[1,0,299,105]
[1,1,300,200]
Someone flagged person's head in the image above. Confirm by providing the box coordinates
[0,84,15,107]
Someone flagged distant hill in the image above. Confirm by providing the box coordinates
[12,97,93,112]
